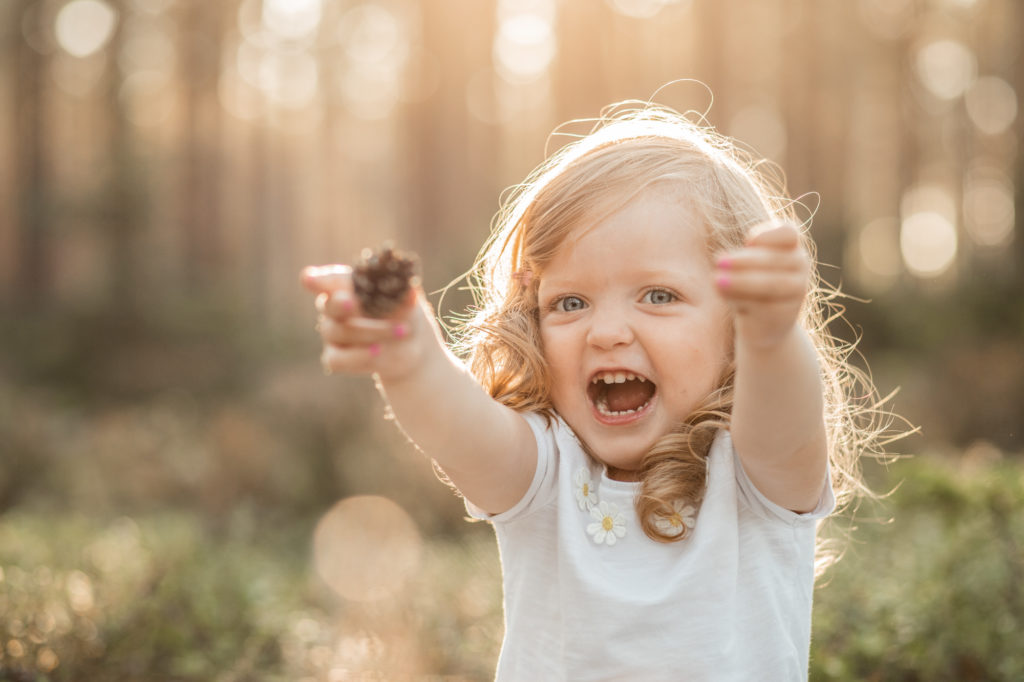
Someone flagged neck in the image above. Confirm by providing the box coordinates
[606,466,639,482]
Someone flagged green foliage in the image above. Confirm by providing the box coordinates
[811,457,1024,681]
[2,456,1021,680]
[0,509,500,681]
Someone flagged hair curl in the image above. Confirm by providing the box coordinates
[449,101,896,570]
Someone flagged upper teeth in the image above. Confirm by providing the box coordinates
[592,371,645,384]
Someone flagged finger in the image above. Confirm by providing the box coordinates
[318,315,412,347]
[716,270,807,302]
[716,248,806,273]
[745,222,801,249]
[323,288,360,319]
[301,264,353,294]
[320,343,385,375]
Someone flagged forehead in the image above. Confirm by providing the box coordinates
[569,186,707,249]
[545,189,713,275]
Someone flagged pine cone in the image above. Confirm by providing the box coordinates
[352,244,420,318]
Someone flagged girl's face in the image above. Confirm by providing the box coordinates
[537,190,732,481]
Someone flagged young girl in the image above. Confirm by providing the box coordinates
[302,102,874,680]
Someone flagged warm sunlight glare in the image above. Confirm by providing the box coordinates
[900,185,959,277]
[494,1,556,83]
[965,76,1018,136]
[55,0,118,58]
[914,39,976,100]
[901,213,958,278]
[335,3,408,118]
[339,3,406,68]
[262,0,323,41]
[313,495,423,602]
[608,0,690,19]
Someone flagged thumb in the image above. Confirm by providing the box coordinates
[745,221,800,249]
[300,264,352,294]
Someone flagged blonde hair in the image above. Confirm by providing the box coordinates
[451,101,889,566]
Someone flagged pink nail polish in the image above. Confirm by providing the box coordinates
[716,275,730,290]
[717,256,732,269]
[393,323,408,339]
[368,343,381,358]
[341,298,354,312]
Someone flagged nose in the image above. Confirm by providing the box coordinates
[586,307,634,350]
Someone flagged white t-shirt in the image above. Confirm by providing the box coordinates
[467,412,835,682]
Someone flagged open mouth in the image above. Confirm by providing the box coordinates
[587,370,657,418]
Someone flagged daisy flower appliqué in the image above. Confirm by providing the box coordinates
[587,500,627,546]
[573,467,598,511]
[654,502,697,538]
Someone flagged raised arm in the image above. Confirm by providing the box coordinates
[715,224,829,513]
[301,265,537,514]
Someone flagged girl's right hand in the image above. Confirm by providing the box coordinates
[300,264,432,383]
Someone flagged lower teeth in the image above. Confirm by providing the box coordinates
[596,398,648,416]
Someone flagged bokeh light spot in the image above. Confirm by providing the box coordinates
[914,39,976,100]
[965,76,1018,136]
[55,0,118,59]
[493,11,556,83]
[259,49,319,109]
[262,0,323,42]
[338,3,407,68]
[900,212,958,278]
[65,570,95,614]
[964,168,1015,247]
[901,184,956,224]
[36,647,60,673]
[313,495,423,602]
[608,0,689,19]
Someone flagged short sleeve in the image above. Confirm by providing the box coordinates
[464,411,558,522]
[728,432,836,525]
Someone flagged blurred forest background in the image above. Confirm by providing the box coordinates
[0,0,1022,679]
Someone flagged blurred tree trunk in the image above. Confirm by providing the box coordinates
[555,0,611,122]
[691,0,726,112]
[1013,1,1024,280]
[402,0,496,270]
[13,0,51,309]
[178,0,225,291]
[104,0,145,313]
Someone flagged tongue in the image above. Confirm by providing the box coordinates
[604,381,653,412]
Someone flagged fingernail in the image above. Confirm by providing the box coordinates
[393,323,408,339]
[716,275,730,290]
[717,256,732,270]
[368,343,381,358]
[341,297,354,312]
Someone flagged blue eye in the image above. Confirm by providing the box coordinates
[556,296,586,312]
[643,289,676,305]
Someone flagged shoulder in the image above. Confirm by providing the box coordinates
[722,429,835,525]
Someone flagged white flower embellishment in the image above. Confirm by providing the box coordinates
[654,502,697,538]
[574,467,598,511]
[587,500,627,546]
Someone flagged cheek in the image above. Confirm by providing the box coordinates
[539,327,576,399]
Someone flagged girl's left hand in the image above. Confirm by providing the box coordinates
[714,222,811,349]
